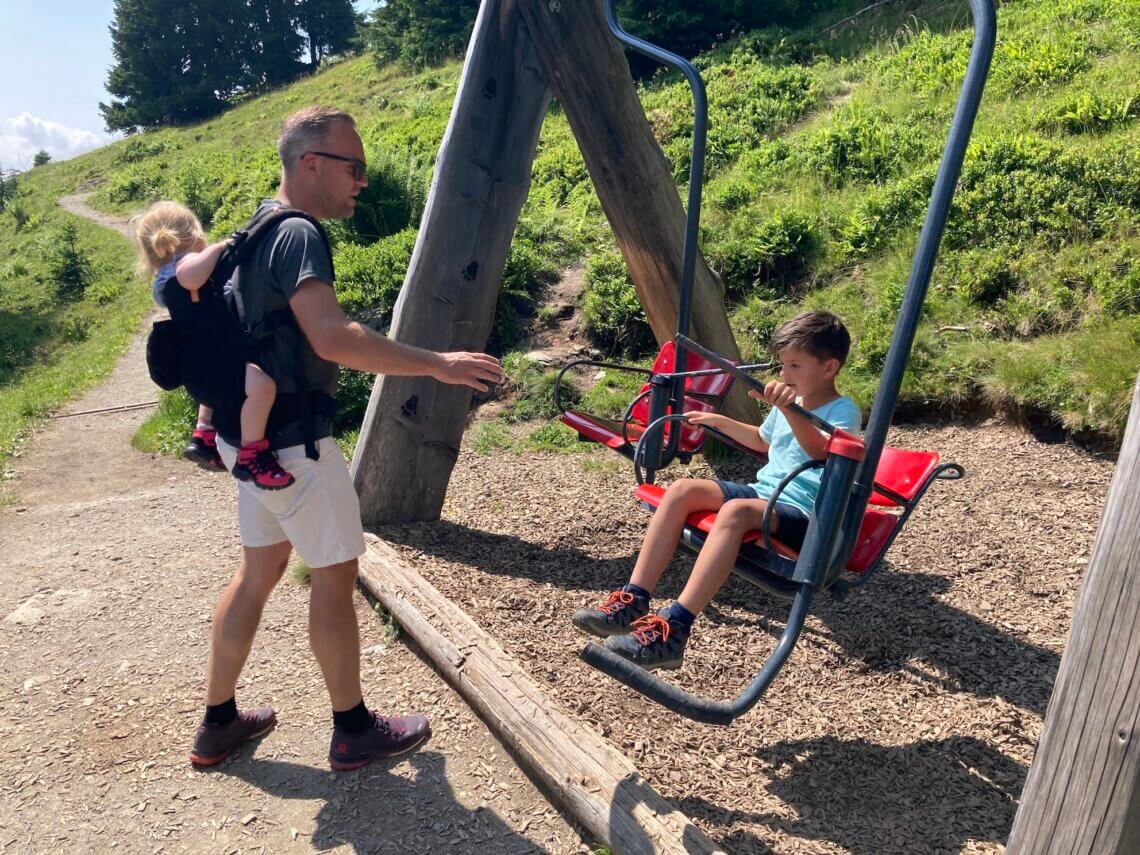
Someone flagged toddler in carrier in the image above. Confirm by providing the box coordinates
[134,201,294,490]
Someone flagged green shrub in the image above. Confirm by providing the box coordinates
[347,150,429,243]
[708,209,821,295]
[500,353,571,423]
[522,421,585,453]
[334,368,374,434]
[580,252,654,355]
[105,159,167,205]
[172,161,223,228]
[333,228,417,325]
[1038,90,1140,134]
[802,104,930,187]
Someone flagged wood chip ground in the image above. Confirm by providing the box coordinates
[376,416,1114,854]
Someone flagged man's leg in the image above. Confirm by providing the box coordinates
[205,541,291,704]
[191,541,290,767]
[309,557,431,771]
[308,557,363,711]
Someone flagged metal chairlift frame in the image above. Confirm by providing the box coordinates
[575,0,997,725]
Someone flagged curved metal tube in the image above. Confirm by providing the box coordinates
[621,388,653,447]
[580,583,814,725]
[601,0,707,344]
[551,358,652,415]
[633,413,692,484]
[760,458,824,554]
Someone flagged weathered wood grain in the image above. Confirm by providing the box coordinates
[1006,373,1140,853]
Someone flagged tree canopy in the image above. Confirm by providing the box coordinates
[365,0,836,71]
[101,0,359,133]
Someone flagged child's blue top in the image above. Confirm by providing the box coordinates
[151,259,179,308]
[749,396,862,515]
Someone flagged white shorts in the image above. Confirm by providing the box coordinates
[217,436,366,569]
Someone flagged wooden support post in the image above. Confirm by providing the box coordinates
[351,0,551,525]
[358,536,726,855]
[1006,373,1140,853]
[515,0,753,424]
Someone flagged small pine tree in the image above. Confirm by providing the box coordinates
[33,150,52,167]
[52,223,93,300]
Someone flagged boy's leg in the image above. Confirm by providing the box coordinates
[676,498,768,616]
[630,478,726,591]
[604,498,769,671]
[572,478,724,638]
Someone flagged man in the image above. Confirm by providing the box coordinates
[189,107,501,771]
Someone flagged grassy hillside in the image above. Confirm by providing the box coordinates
[3,0,1138,470]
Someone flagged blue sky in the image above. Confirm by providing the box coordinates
[0,1,380,169]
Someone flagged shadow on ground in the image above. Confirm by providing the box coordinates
[680,735,1023,854]
[379,520,1059,716]
[216,747,546,854]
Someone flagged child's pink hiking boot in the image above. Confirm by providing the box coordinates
[232,439,295,491]
[183,427,224,470]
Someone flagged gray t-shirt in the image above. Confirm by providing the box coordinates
[226,199,338,446]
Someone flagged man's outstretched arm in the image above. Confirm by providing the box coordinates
[289,278,501,391]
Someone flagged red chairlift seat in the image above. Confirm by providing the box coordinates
[557,341,736,460]
[634,445,961,579]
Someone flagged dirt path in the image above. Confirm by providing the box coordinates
[0,201,586,853]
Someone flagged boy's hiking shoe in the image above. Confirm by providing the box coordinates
[232,439,295,491]
[603,612,690,671]
[572,589,650,638]
[183,428,224,470]
[189,706,277,767]
[329,712,431,771]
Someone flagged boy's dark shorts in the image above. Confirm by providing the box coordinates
[713,480,811,550]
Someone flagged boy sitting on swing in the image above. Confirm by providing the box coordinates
[572,310,861,670]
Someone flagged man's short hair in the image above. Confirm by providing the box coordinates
[278,106,356,170]
[769,310,851,364]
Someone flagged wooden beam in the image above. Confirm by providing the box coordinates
[515,0,753,424]
[1006,372,1140,854]
[358,536,726,855]
[351,0,551,525]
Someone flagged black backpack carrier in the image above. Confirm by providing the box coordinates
[145,207,336,460]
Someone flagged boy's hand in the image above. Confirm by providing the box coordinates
[757,380,797,411]
[683,410,723,425]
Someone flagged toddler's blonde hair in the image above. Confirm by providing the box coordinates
[132,201,205,274]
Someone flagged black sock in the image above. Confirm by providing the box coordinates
[622,583,651,601]
[204,697,238,726]
[333,700,372,734]
[663,601,696,631]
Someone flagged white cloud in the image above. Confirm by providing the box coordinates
[0,113,114,170]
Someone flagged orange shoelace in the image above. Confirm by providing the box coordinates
[597,590,636,615]
[630,614,671,645]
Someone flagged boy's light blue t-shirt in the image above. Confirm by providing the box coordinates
[749,396,862,516]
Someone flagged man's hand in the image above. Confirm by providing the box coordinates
[749,381,797,411]
[431,351,502,392]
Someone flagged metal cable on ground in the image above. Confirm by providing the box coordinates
[50,401,159,419]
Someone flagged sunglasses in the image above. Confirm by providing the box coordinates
[304,151,367,181]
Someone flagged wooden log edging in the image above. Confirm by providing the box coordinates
[358,535,726,855]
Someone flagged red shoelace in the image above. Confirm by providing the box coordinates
[630,614,671,645]
[597,590,636,615]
